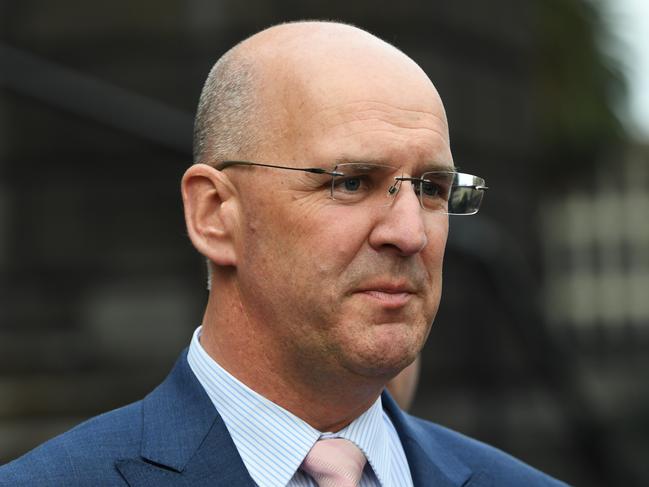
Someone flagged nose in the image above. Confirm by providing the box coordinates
[368,180,430,256]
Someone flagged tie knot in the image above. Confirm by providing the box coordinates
[301,438,367,487]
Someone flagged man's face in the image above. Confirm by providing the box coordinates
[232,61,452,383]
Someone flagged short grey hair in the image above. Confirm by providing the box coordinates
[193,47,260,165]
[192,47,261,289]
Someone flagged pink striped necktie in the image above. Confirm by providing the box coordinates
[300,438,367,487]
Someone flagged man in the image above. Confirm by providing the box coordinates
[0,21,566,486]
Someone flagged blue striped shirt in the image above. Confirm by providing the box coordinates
[187,326,413,487]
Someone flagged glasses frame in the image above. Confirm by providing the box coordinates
[213,160,488,215]
[216,160,344,177]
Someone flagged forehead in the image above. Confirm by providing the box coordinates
[254,29,452,168]
[288,95,453,171]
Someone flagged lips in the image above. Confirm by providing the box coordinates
[354,281,417,308]
[355,280,417,295]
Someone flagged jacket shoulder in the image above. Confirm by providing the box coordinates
[405,414,568,486]
[0,400,143,487]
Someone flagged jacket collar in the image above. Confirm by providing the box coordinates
[116,350,472,487]
[115,350,255,487]
[382,390,473,487]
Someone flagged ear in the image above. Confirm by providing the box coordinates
[181,164,239,267]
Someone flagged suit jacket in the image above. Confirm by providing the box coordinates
[0,351,567,486]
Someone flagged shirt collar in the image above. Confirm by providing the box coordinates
[326,398,392,486]
[187,326,392,486]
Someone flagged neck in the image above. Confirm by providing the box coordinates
[199,287,387,432]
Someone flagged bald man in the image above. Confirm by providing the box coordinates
[0,22,566,487]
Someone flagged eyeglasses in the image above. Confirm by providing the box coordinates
[214,160,488,215]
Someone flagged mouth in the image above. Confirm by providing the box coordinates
[354,281,417,309]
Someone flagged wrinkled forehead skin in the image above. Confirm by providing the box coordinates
[235,22,450,163]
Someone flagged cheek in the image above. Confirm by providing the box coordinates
[427,219,449,261]
[307,212,372,275]
[421,221,448,300]
[283,202,368,254]
[241,203,349,283]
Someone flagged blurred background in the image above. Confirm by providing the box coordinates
[1,0,647,485]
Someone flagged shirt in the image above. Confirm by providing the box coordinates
[187,326,414,487]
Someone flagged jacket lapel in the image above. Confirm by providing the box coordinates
[115,351,474,486]
[115,351,255,487]
[382,390,474,487]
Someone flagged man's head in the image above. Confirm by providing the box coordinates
[182,21,452,412]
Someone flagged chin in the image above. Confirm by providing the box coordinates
[346,338,420,380]
[334,313,430,379]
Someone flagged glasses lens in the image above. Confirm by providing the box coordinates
[331,164,486,215]
[331,163,399,206]
[448,185,484,215]
[417,172,454,213]
[420,172,486,215]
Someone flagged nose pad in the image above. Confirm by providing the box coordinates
[386,177,420,209]
[387,180,400,196]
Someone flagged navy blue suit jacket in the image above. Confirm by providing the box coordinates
[0,351,567,486]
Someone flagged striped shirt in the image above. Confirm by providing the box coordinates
[187,326,413,487]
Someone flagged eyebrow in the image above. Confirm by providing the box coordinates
[333,156,391,166]
[419,162,457,173]
[333,157,456,173]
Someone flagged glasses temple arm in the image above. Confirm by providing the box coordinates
[215,160,343,177]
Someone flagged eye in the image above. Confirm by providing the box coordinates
[420,179,440,197]
[342,177,361,192]
[333,176,369,193]
[418,173,453,200]
[330,162,397,203]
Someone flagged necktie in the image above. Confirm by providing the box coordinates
[300,438,367,487]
